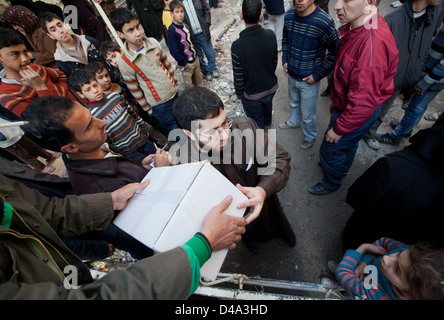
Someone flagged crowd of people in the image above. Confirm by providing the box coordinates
[0,0,443,300]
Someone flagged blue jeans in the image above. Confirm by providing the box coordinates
[124,139,157,162]
[320,106,382,191]
[390,89,440,140]
[151,94,179,134]
[287,77,320,142]
[193,33,218,73]
[241,92,275,129]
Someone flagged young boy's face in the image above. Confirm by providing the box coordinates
[95,68,111,91]
[78,79,104,103]
[0,43,32,75]
[117,18,144,49]
[45,18,73,44]
[105,50,122,67]
[171,7,185,24]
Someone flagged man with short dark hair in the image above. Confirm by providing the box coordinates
[309,0,399,195]
[172,87,296,253]
[278,0,339,150]
[231,0,278,129]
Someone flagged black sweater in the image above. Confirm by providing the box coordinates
[231,24,278,99]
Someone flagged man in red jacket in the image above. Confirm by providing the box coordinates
[309,0,399,195]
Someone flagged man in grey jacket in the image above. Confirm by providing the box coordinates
[363,0,443,150]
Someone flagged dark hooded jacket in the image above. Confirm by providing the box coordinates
[385,0,443,91]
[343,116,444,250]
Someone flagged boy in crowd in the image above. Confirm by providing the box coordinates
[167,0,204,89]
[100,40,123,68]
[38,11,102,78]
[278,0,339,150]
[0,28,76,117]
[86,61,123,95]
[109,8,179,136]
[181,0,219,81]
[68,69,157,162]
[231,0,278,129]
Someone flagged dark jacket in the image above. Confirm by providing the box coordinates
[231,24,278,98]
[181,0,212,43]
[126,0,165,41]
[344,123,444,249]
[385,0,443,91]
[263,0,285,15]
[63,150,148,195]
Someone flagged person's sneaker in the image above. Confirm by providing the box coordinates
[375,133,401,146]
[212,71,219,78]
[278,121,299,129]
[327,260,338,274]
[391,0,403,7]
[390,120,412,137]
[300,140,314,150]
[363,137,380,150]
[308,182,334,195]
[320,88,330,96]
[320,277,336,287]
[202,71,212,81]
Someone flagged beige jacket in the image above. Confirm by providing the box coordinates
[118,37,178,112]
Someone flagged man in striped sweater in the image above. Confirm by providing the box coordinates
[0,28,76,118]
[376,24,444,145]
[68,69,157,162]
[279,0,339,150]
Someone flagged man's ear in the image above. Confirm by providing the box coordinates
[183,129,196,141]
[46,32,56,41]
[116,30,125,40]
[60,143,79,154]
[76,91,85,99]
[240,12,244,20]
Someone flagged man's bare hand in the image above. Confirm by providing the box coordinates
[303,74,316,85]
[201,195,246,251]
[111,180,150,210]
[325,128,342,143]
[235,184,266,225]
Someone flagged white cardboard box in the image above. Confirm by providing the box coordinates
[113,161,247,280]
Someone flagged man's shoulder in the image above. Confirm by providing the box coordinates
[232,116,257,130]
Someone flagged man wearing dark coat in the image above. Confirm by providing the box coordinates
[172,87,296,252]
[343,114,444,250]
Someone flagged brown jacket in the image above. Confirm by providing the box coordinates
[27,27,57,68]
[179,116,296,245]
[0,174,192,299]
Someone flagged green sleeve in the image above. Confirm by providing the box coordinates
[1,199,13,228]
[181,233,212,296]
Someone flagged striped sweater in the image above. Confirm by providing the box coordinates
[118,37,178,112]
[336,237,409,300]
[87,92,149,154]
[282,5,339,81]
[0,64,74,117]
[417,24,444,92]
